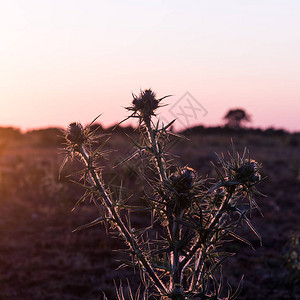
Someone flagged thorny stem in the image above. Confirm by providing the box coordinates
[189,234,218,292]
[173,225,182,293]
[178,191,232,278]
[144,119,182,291]
[189,248,205,291]
[144,119,168,182]
[78,145,168,296]
[206,190,232,233]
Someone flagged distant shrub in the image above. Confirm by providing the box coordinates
[223,109,251,129]
[0,126,21,140]
[25,128,64,146]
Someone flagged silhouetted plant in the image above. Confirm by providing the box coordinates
[61,89,263,299]
[223,109,251,129]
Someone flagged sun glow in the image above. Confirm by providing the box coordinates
[0,1,300,131]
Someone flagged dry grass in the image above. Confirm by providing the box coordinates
[0,128,299,299]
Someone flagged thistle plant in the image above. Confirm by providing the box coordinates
[60,89,263,299]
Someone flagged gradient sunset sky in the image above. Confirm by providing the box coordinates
[1,0,299,132]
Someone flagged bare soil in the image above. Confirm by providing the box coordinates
[0,127,299,299]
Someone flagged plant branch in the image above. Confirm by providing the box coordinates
[79,145,168,295]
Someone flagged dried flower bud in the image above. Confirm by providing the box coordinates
[66,122,86,145]
[233,159,261,184]
[167,167,197,214]
[170,167,196,192]
[132,89,159,121]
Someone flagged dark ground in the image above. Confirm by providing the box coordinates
[0,126,299,299]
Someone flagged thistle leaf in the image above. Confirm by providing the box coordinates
[72,217,105,232]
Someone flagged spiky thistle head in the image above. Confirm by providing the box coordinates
[232,159,261,184]
[126,89,171,125]
[169,166,197,193]
[65,122,87,147]
[165,166,197,215]
[133,89,158,112]
[131,89,159,123]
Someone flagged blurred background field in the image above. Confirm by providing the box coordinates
[0,125,299,299]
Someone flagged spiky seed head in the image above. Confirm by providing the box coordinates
[132,89,159,121]
[233,159,261,183]
[167,167,197,214]
[66,122,86,146]
[169,166,196,192]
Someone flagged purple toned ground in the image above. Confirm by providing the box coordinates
[0,128,299,299]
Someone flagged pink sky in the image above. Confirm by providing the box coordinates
[1,0,300,132]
